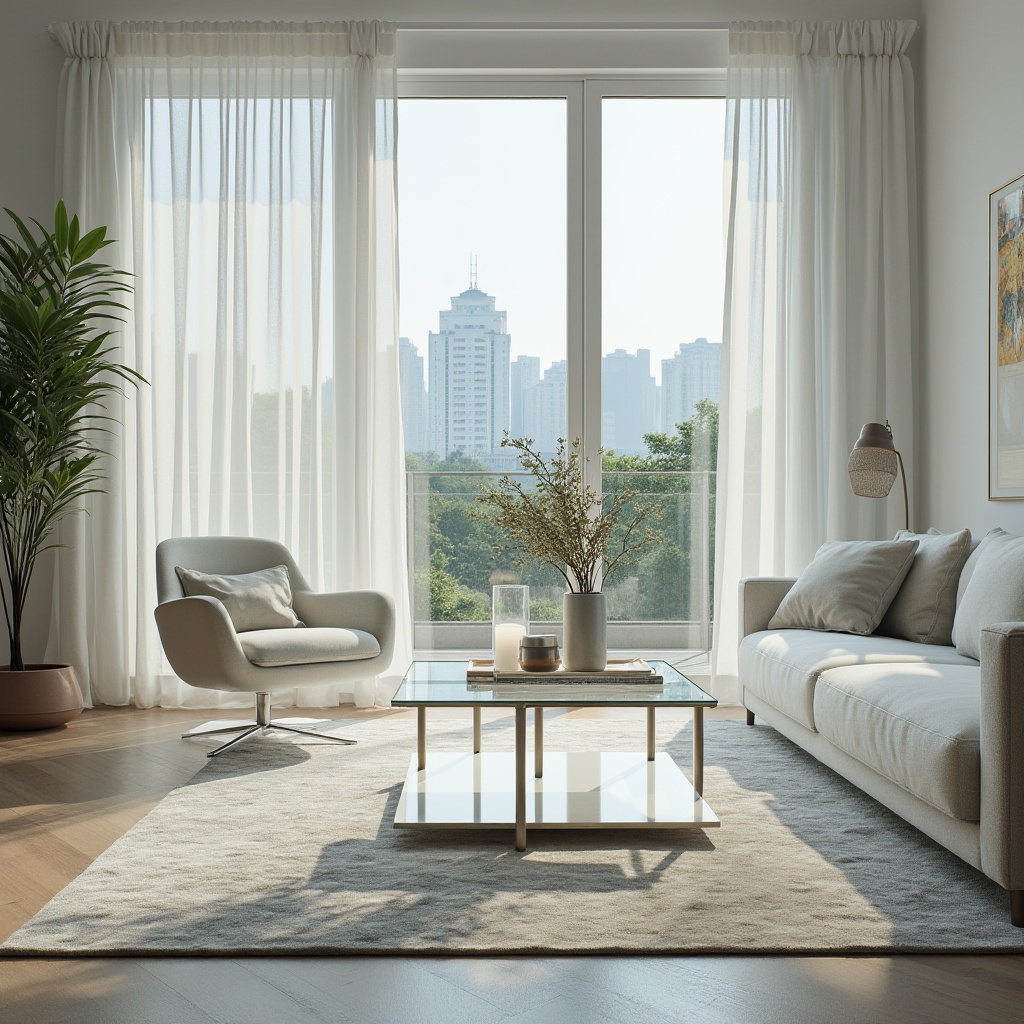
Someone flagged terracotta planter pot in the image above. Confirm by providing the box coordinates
[0,664,84,731]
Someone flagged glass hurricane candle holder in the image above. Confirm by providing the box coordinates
[492,585,530,673]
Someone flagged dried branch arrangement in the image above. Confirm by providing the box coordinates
[475,435,660,594]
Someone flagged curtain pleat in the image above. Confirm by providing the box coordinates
[46,20,411,709]
[712,20,918,700]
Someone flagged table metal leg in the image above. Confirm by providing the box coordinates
[535,707,543,778]
[646,707,656,762]
[693,705,704,796]
[515,707,527,851]
[417,706,426,771]
[473,706,481,754]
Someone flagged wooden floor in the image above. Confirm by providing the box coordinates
[2,705,1023,1024]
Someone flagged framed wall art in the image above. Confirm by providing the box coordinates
[990,170,1024,499]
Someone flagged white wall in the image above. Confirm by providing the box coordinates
[919,0,1024,533]
[0,0,922,667]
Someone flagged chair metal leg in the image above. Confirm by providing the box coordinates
[181,722,254,739]
[184,693,357,755]
[270,724,357,745]
[207,726,261,757]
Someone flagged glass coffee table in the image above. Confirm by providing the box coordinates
[391,660,719,851]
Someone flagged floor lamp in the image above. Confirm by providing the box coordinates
[847,421,909,531]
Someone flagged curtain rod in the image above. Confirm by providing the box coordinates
[396,23,728,32]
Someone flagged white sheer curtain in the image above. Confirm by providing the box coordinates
[712,20,918,700]
[46,20,411,709]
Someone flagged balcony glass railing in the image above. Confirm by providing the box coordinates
[406,470,715,652]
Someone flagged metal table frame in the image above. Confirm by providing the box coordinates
[397,662,717,852]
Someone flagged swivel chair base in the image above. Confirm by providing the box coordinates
[182,692,357,757]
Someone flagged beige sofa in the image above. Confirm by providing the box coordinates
[739,575,1024,926]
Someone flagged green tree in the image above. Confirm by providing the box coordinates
[405,401,718,625]
[602,401,718,625]
[422,549,490,621]
[603,399,719,474]
[406,450,502,621]
[634,541,691,620]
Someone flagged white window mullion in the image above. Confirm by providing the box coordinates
[565,81,586,462]
[580,78,602,491]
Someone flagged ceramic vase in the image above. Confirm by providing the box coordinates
[562,592,607,672]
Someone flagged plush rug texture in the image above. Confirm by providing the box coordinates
[5,715,1023,956]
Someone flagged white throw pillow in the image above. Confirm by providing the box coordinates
[175,564,304,632]
[768,539,919,636]
[952,530,1024,660]
[876,528,972,646]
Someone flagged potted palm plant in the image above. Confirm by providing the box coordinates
[0,202,140,729]
[477,435,660,671]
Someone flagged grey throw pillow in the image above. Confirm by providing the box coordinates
[952,530,1024,660]
[175,564,304,632]
[768,539,919,636]
[954,528,1005,616]
[876,528,972,645]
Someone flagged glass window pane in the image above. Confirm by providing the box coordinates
[601,98,726,646]
[398,98,568,645]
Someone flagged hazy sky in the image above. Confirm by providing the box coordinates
[397,97,726,386]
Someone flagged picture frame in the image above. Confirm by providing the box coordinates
[989,170,1024,499]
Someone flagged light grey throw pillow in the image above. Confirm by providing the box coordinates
[876,528,972,645]
[952,530,1024,660]
[955,528,1005,616]
[768,539,919,636]
[175,564,304,632]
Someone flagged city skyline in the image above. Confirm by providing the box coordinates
[400,280,721,462]
[397,97,726,385]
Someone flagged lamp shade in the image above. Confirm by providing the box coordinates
[848,422,898,498]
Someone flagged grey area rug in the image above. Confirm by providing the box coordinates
[5,715,1023,956]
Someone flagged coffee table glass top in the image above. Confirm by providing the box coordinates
[392,660,717,708]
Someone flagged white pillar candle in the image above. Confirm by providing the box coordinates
[494,623,527,672]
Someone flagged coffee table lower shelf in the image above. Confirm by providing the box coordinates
[393,751,720,834]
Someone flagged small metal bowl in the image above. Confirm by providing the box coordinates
[519,634,560,672]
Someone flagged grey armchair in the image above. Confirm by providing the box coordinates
[154,536,396,756]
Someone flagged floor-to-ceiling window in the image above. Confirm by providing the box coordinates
[397,68,725,654]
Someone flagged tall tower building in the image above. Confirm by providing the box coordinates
[510,355,540,437]
[601,348,657,455]
[398,337,429,454]
[428,280,511,461]
[521,360,567,454]
[661,337,722,432]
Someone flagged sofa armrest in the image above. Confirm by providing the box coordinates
[739,577,797,638]
[979,622,1024,891]
[292,590,396,665]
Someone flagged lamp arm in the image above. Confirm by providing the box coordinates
[896,450,909,531]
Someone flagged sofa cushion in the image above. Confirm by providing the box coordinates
[739,629,978,731]
[768,539,918,636]
[877,528,971,646]
[238,627,380,667]
[953,529,1024,659]
[813,663,981,821]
